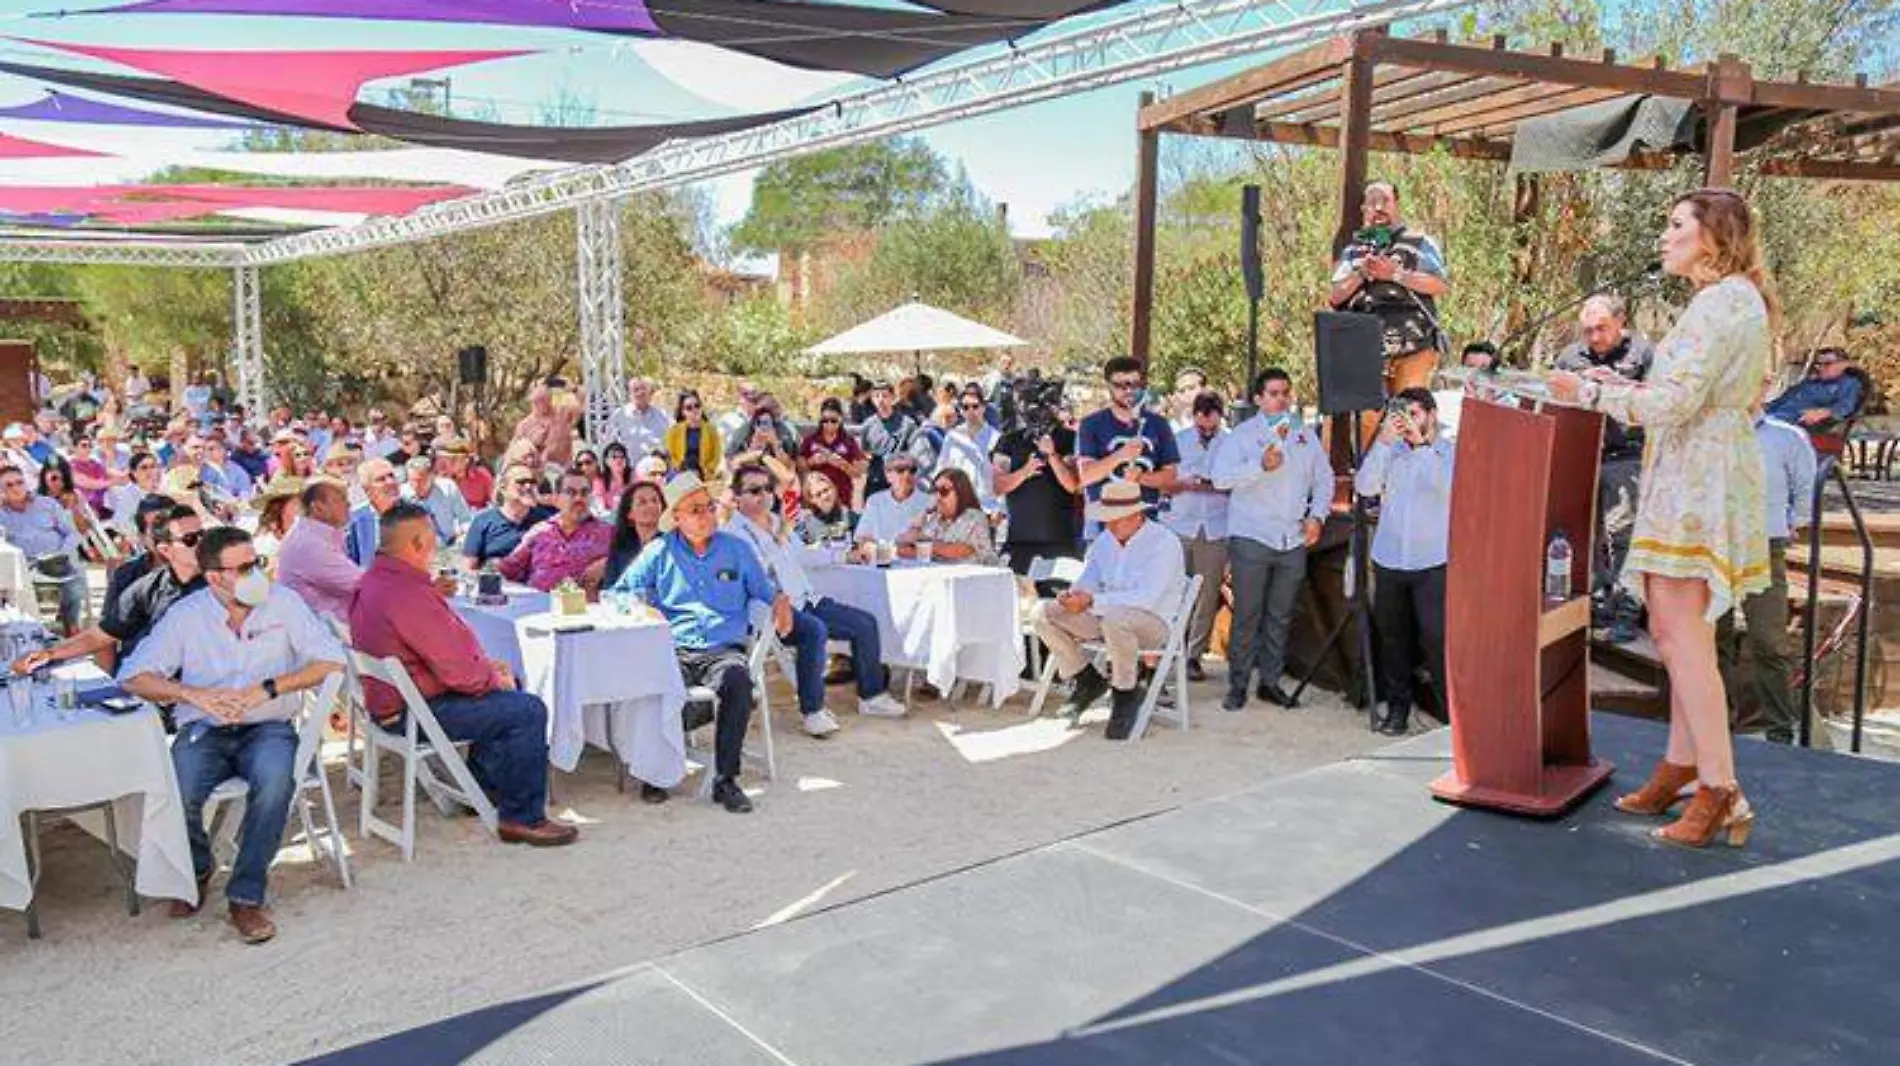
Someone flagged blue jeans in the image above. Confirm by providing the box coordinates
[409,689,551,826]
[785,597,889,714]
[172,720,298,907]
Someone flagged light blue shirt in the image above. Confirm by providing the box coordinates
[1757,416,1816,541]
[344,505,380,567]
[1355,436,1456,571]
[203,459,253,500]
[0,495,79,560]
[610,530,778,651]
[118,585,345,731]
[1209,413,1333,550]
[1162,423,1230,540]
[403,478,473,547]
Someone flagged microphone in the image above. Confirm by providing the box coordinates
[1492,260,1662,362]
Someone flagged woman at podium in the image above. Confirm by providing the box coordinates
[1548,188,1773,850]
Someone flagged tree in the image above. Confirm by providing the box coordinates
[814,193,1022,340]
[730,138,951,257]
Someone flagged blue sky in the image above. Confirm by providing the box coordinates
[0,1,1431,237]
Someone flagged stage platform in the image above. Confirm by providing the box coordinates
[302,715,1900,1066]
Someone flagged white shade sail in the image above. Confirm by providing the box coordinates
[806,300,1026,356]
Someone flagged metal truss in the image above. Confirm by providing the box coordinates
[229,0,1468,265]
[0,237,246,267]
[575,198,627,445]
[230,265,266,416]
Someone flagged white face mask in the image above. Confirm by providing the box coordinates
[234,569,271,608]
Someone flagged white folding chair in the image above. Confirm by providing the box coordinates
[202,673,353,889]
[349,650,500,860]
[1018,555,1088,681]
[1026,574,1203,740]
[684,629,781,801]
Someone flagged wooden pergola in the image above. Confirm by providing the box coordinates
[1128,27,1900,361]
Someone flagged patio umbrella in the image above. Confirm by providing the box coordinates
[806,299,1025,374]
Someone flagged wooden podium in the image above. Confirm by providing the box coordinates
[1429,395,1614,816]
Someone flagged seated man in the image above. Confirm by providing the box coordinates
[724,463,907,737]
[1459,340,1500,373]
[1766,347,1864,439]
[118,527,345,944]
[276,479,361,622]
[497,466,611,592]
[607,473,792,813]
[10,504,203,677]
[402,454,472,547]
[345,457,403,566]
[0,463,84,632]
[1032,479,1185,740]
[462,462,555,570]
[854,453,931,545]
[348,503,578,845]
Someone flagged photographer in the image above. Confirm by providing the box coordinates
[1328,181,1451,399]
[991,376,1082,579]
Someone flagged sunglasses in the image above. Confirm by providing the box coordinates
[165,530,204,548]
[890,467,917,476]
[740,484,774,497]
[960,403,984,411]
[578,458,598,466]
[934,485,955,496]
[820,417,841,426]
[681,403,702,412]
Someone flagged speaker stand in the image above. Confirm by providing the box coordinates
[1291,415,1377,713]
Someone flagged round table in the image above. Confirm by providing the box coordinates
[806,558,1026,706]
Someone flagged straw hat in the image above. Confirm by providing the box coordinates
[1086,478,1146,524]
[432,435,473,457]
[657,472,712,533]
[254,475,305,505]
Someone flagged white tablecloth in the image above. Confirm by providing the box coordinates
[0,667,196,910]
[455,591,689,788]
[808,561,1025,706]
[0,542,42,622]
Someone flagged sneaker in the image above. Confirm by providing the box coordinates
[1059,664,1111,719]
[803,708,842,738]
[1186,658,1206,683]
[857,693,907,718]
[712,777,753,814]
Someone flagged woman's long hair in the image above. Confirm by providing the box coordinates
[1676,188,1780,329]
[610,480,665,562]
[932,467,981,519]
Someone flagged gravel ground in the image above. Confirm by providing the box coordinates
[1,671,1394,1066]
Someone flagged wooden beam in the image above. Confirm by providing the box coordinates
[1371,74,1530,127]
[1137,34,1353,131]
[1705,54,1750,185]
[1392,83,1624,137]
[1262,66,1434,125]
[1432,88,1633,139]
[1333,39,1377,258]
[1168,115,1512,160]
[1748,78,1900,114]
[1130,90,1160,367]
[1368,34,1708,97]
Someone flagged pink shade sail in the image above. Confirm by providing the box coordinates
[87,199,227,224]
[14,38,531,130]
[74,0,658,35]
[0,182,473,221]
[0,131,108,158]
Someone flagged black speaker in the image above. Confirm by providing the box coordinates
[457,345,488,386]
[1240,184,1263,302]
[1313,311,1387,414]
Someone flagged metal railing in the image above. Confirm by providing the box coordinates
[1798,456,1876,753]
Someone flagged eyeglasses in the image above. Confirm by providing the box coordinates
[889,467,917,476]
[212,559,263,577]
[559,485,590,497]
[960,403,984,412]
[578,458,598,466]
[164,530,203,548]
[1109,378,1143,392]
[511,477,537,487]
[681,403,702,412]
[934,485,955,496]
[740,484,774,497]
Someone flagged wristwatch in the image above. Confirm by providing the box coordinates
[261,677,279,700]
[1578,381,1602,409]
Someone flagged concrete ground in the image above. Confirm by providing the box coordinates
[1,666,1392,1066]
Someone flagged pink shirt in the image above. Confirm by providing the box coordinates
[497,515,611,591]
[276,517,361,621]
[349,555,499,718]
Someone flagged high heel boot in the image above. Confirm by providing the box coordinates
[1613,761,1698,816]
[1654,785,1753,849]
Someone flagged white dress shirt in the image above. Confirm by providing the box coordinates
[856,487,932,543]
[1210,413,1333,550]
[1076,518,1185,618]
[1162,424,1230,539]
[934,422,1000,510]
[724,514,816,609]
[1757,416,1816,541]
[118,585,346,731]
[606,403,673,459]
[1355,436,1456,571]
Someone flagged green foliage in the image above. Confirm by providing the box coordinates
[731,138,951,255]
[815,195,1021,337]
[688,295,813,377]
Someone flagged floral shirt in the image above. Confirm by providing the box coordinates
[910,507,999,567]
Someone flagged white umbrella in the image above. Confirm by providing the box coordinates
[806,300,1025,372]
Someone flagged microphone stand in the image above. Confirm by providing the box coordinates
[1493,262,1662,366]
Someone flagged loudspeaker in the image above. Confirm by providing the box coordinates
[1240,185,1263,302]
[1313,311,1387,414]
[457,345,488,386]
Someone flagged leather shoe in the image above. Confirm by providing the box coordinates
[1104,686,1142,741]
[1059,665,1111,719]
[1186,658,1205,683]
[712,778,754,814]
[228,903,277,945]
[1256,682,1298,709]
[170,870,213,919]
[640,783,670,805]
[1375,709,1410,736]
[1221,691,1247,712]
[499,818,580,847]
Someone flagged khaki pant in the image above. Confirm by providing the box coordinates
[1358,348,1440,447]
[1034,600,1170,690]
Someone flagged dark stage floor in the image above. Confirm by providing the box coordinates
[301,715,1900,1066]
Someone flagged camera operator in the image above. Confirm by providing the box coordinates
[1328,181,1451,400]
[992,377,1082,581]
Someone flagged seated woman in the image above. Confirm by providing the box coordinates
[38,458,109,563]
[898,467,999,566]
[794,470,858,546]
[664,389,723,480]
[603,480,666,588]
[595,442,632,516]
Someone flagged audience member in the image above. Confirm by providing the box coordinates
[497,466,611,592]
[402,455,472,547]
[10,504,202,676]
[797,398,866,508]
[1077,356,1180,519]
[0,463,84,631]
[1161,390,1231,682]
[897,468,998,565]
[594,442,632,516]
[1766,347,1863,433]
[345,457,402,566]
[276,479,361,622]
[603,480,665,587]
[859,381,923,497]
[793,470,856,545]
[1719,409,1817,745]
[936,385,1001,511]
[606,376,673,459]
[664,389,723,480]
[462,462,555,570]
[855,454,930,546]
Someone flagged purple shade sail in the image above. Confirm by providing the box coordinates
[0,89,265,129]
[60,0,658,34]
[0,211,85,227]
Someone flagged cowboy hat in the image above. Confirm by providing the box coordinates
[658,471,713,533]
[1087,478,1147,524]
[254,475,305,504]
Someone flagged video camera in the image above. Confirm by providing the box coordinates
[1006,373,1064,438]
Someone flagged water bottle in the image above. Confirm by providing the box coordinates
[1545,529,1573,605]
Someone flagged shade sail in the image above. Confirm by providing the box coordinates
[0,89,265,129]
[64,0,1118,79]
[15,38,532,130]
[807,300,1026,355]
[0,131,105,158]
[0,182,473,220]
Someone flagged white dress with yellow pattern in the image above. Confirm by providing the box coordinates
[1592,275,1771,623]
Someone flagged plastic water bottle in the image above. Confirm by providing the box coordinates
[1545,530,1573,605]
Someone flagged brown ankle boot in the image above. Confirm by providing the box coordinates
[1655,786,1753,849]
[1613,761,1698,816]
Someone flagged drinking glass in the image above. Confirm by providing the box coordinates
[8,679,34,729]
[53,675,76,721]
[917,540,935,564]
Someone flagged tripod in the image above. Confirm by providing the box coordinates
[1289,413,1378,712]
